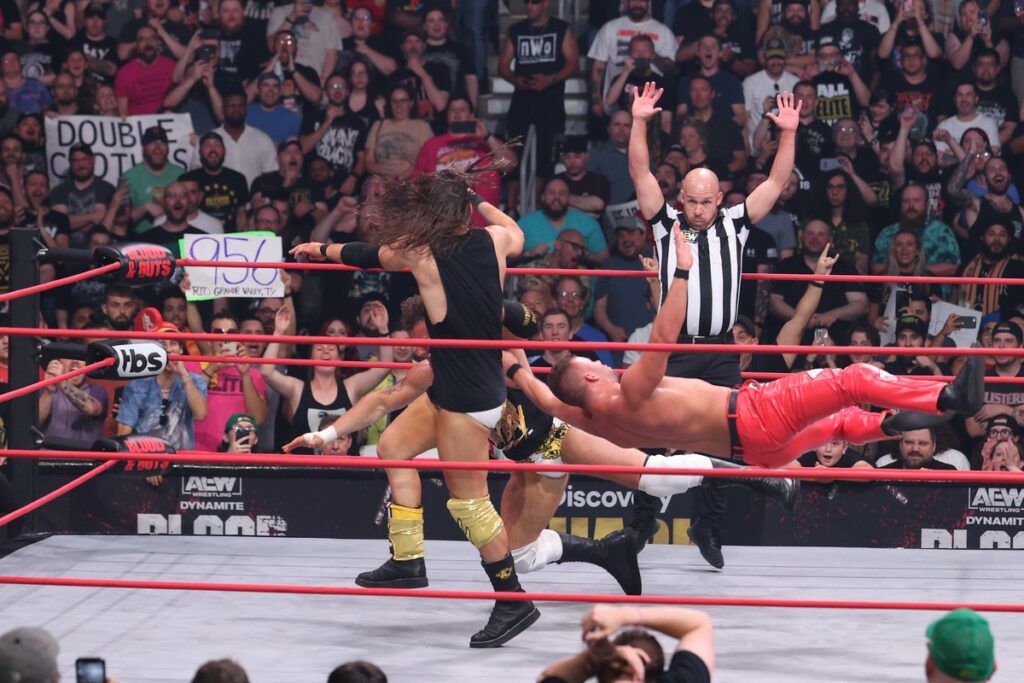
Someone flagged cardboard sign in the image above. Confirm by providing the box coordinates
[182,232,284,300]
[45,114,195,186]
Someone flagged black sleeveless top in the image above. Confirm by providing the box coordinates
[426,229,505,413]
[290,380,353,453]
[492,388,556,461]
[971,197,1024,242]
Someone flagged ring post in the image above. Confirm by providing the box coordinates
[7,226,40,537]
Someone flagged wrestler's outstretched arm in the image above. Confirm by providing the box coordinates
[619,223,692,406]
[282,363,435,452]
[502,350,599,432]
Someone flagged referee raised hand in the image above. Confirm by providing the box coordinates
[625,82,801,569]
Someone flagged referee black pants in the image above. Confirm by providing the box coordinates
[635,349,740,532]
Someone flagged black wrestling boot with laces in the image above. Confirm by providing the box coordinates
[469,554,540,648]
[626,490,662,549]
[704,458,800,513]
[556,530,642,595]
[355,557,428,589]
[686,523,724,570]
[937,347,985,414]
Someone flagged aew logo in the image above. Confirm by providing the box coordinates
[969,488,1024,511]
[182,476,242,497]
[113,342,167,378]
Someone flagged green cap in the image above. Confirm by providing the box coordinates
[927,609,994,682]
[224,413,256,433]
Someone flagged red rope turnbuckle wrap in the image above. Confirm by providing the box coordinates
[0,575,1020,613]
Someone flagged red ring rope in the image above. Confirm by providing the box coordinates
[0,262,120,303]
[0,575,1018,613]
[0,358,115,405]
[1,327,1014,357]
[176,258,1024,286]
[0,459,117,527]
[6,449,1023,483]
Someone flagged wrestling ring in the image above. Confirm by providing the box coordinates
[0,241,1022,681]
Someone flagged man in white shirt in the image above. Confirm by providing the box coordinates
[742,35,799,147]
[935,82,1002,165]
[267,0,340,82]
[211,92,279,187]
[153,178,224,234]
[587,0,677,119]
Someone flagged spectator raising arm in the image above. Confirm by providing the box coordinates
[775,247,837,368]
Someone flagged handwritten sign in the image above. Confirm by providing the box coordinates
[604,200,641,232]
[45,114,196,186]
[929,301,982,348]
[182,232,284,301]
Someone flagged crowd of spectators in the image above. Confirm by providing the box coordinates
[0,0,1017,477]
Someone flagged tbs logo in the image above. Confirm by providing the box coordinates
[113,342,167,377]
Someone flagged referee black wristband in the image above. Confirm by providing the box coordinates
[506,363,523,381]
[809,281,824,288]
[320,243,330,258]
[674,268,690,280]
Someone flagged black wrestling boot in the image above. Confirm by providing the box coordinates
[354,557,428,589]
[686,524,724,570]
[881,410,954,436]
[704,458,800,513]
[937,348,985,414]
[556,530,642,596]
[470,555,540,648]
[627,490,662,549]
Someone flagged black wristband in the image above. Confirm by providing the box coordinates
[320,243,329,258]
[674,268,689,280]
[506,363,523,381]
[809,281,824,288]
[470,192,485,207]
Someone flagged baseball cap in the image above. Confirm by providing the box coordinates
[224,413,256,433]
[0,627,60,683]
[84,2,106,17]
[926,609,995,682]
[663,143,686,156]
[561,135,588,154]
[733,314,756,338]
[613,221,645,233]
[134,307,178,334]
[257,72,279,86]
[142,125,169,145]
[991,321,1023,343]
[895,315,928,339]
[199,131,224,146]
[764,35,788,60]
[985,413,1020,436]
[277,137,302,154]
[358,291,389,310]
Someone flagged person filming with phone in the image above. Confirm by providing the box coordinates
[220,413,258,453]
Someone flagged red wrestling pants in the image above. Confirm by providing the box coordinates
[733,364,944,468]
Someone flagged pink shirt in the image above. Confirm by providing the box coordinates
[185,361,267,452]
[114,57,176,115]
[413,133,500,227]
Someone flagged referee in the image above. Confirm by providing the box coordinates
[626,82,801,568]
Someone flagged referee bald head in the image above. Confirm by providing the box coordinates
[679,167,723,231]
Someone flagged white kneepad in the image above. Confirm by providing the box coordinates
[511,528,564,574]
[638,453,713,497]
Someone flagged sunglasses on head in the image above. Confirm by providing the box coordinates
[159,398,170,428]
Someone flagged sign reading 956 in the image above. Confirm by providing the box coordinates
[182,232,284,301]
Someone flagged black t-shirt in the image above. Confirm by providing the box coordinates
[338,35,401,77]
[67,32,119,83]
[738,225,778,319]
[938,81,1020,131]
[425,39,471,100]
[554,170,611,206]
[28,209,70,246]
[980,365,1024,411]
[814,20,880,76]
[250,172,323,210]
[616,68,675,113]
[812,71,861,125]
[880,457,957,469]
[506,16,569,105]
[747,348,792,374]
[673,1,714,43]
[303,109,368,180]
[180,166,250,226]
[0,0,21,35]
[541,650,711,683]
[905,165,951,221]
[703,113,745,159]
[796,118,835,178]
[214,23,270,89]
[768,253,866,341]
[16,41,59,80]
[880,67,944,127]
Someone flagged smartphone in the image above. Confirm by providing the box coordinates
[222,341,239,356]
[955,316,978,329]
[819,157,842,172]
[814,327,828,343]
[902,0,913,12]
[979,9,988,25]
[234,425,255,441]
[633,57,650,71]
[76,657,105,683]
[200,27,219,39]
[195,45,215,63]
[895,290,910,313]
[450,120,476,135]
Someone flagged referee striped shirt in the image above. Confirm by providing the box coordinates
[648,201,750,338]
